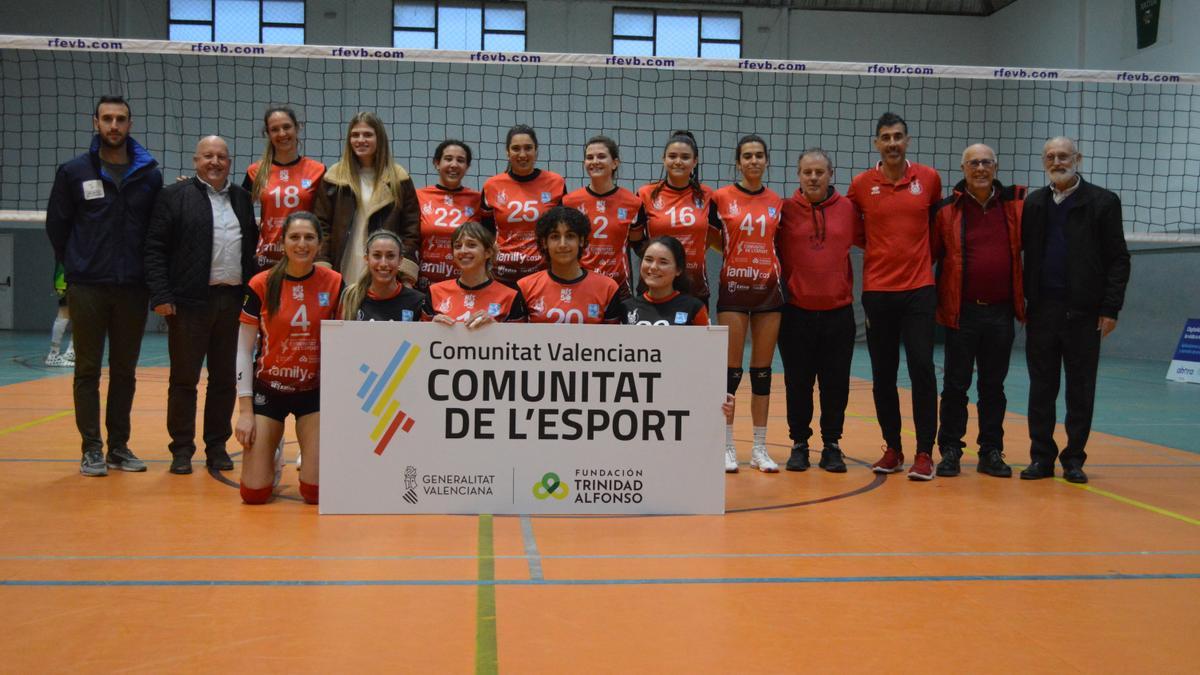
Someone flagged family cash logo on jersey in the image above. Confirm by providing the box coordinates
[355,340,421,456]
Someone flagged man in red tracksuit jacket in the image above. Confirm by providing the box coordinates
[931,144,1026,479]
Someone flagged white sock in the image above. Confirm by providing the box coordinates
[49,316,69,351]
[753,426,767,450]
[725,424,734,450]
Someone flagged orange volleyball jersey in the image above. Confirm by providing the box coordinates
[426,277,526,323]
[712,184,785,310]
[416,184,482,284]
[636,182,719,299]
[480,169,566,284]
[244,157,325,271]
[240,266,343,393]
[517,269,621,324]
[563,185,642,297]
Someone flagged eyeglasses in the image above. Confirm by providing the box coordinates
[964,159,996,168]
[1043,152,1077,163]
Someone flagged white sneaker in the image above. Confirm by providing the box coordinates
[725,446,739,473]
[63,347,75,366]
[45,351,68,367]
[750,446,779,473]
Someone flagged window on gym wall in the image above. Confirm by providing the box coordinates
[612,8,741,58]
[393,1,527,51]
[169,0,305,44]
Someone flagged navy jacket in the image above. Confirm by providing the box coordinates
[45,135,162,285]
[1021,177,1130,319]
[144,177,258,309]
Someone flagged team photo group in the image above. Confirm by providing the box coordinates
[44,94,1130,506]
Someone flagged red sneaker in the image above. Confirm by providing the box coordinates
[907,452,935,481]
[871,446,905,474]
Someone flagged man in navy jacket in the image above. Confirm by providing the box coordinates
[46,95,162,477]
[1020,137,1131,484]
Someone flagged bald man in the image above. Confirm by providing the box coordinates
[145,136,258,474]
[1019,137,1130,484]
[931,144,1026,479]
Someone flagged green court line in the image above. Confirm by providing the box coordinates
[476,514,498,675]
[0,410,71,437]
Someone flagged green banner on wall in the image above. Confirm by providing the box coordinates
[1135,0,1161,49]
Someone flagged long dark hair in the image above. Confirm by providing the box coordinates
[265,211,322,315]
[651,130,704,206]
[252,105,300,201]
[504,124,539,173]
[733,133,768,182]
[341,230,406,320]
[584,134,620,177]
[636,235,690,295]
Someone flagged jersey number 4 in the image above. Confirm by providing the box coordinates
[290,304,311,333]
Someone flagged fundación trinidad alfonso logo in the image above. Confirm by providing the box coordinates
[355,340,421,456]
[532,472,570,500]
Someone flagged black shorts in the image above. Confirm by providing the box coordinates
[253,387,320,422]
[716,304,783,315]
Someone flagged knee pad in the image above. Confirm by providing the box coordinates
[299,480,320,505]
[750,367,772,396]
[240,483,273,505]
[726,367,744,396]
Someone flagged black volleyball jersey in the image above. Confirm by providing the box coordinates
[619,291,709,326]
[355,286,426,322]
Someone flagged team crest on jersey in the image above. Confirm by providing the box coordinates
[488,302,501,316]
[292,286,304,301]
[653,197,664,210]
[910,180,922,195]
[626,309,639,324]
[465,207,475,217]
[618,208,628,220]
[540,192,552,204]
[422,201,433,214]
[870,185,882,196]
[496,190,508,206]
[438,297,451,313]
[560,288,572,303]
[596,200,606,213]
[694,198,704,209]
[402,309,414,321]
[587,303,600,319]
[530,297,545,313]
[768,207,777,218]
[464,294,476,309]
[674,311,688,324]
[301,179,312,189]
[729,200,740,216]
[280,169,289,182]
[318,292,330,307]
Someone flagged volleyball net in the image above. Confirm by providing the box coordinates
[1,34,1197,244]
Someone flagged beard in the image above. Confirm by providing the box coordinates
[98,130,127,150]
[1048,166,1077,186]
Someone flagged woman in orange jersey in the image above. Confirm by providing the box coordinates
[234,212,343,505]
[634,130,722,303]
[426,221,527,327]
[562,135,642,299]
[415,140,482,288]
[519,206,621,324]
[712,134,786,474]
[314,112,419,283]
[341,230,425,322]
[480,124,567,286]
[243,105,326,272]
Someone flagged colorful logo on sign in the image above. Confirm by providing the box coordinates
[532,472,570,500]
[356,340,421,456]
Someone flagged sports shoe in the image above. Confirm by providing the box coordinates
[936,446,962,477]
[977,448,1012,478]
[750,446,779,473]
[871,446,905,474]
[106,447,147,472]
[819,442,848,473]
[80,449,108,477]
[169,454,193,475]
[724,446,739,473]
[45,350,69,367]
[63,347,75,366]
[907,452,935,481]
[785,443,810,472]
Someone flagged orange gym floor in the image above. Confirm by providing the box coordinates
[1,332,1198,673]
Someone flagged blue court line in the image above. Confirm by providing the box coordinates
[4,572,1199,587]
[3,550,1197,562]
[519,515,544,581]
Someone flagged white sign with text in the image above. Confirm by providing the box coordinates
[320,321,727,514]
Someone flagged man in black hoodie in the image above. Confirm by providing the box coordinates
[1020,137,1131,484]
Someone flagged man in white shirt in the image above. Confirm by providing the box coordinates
[145,136,259,474]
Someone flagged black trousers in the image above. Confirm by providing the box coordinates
[861,286,938,453]
[1025,298,1101,468]
[165,285,243,458]
[777,304,855,445]
[67,283,149,455]
[938,302,1016,453]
